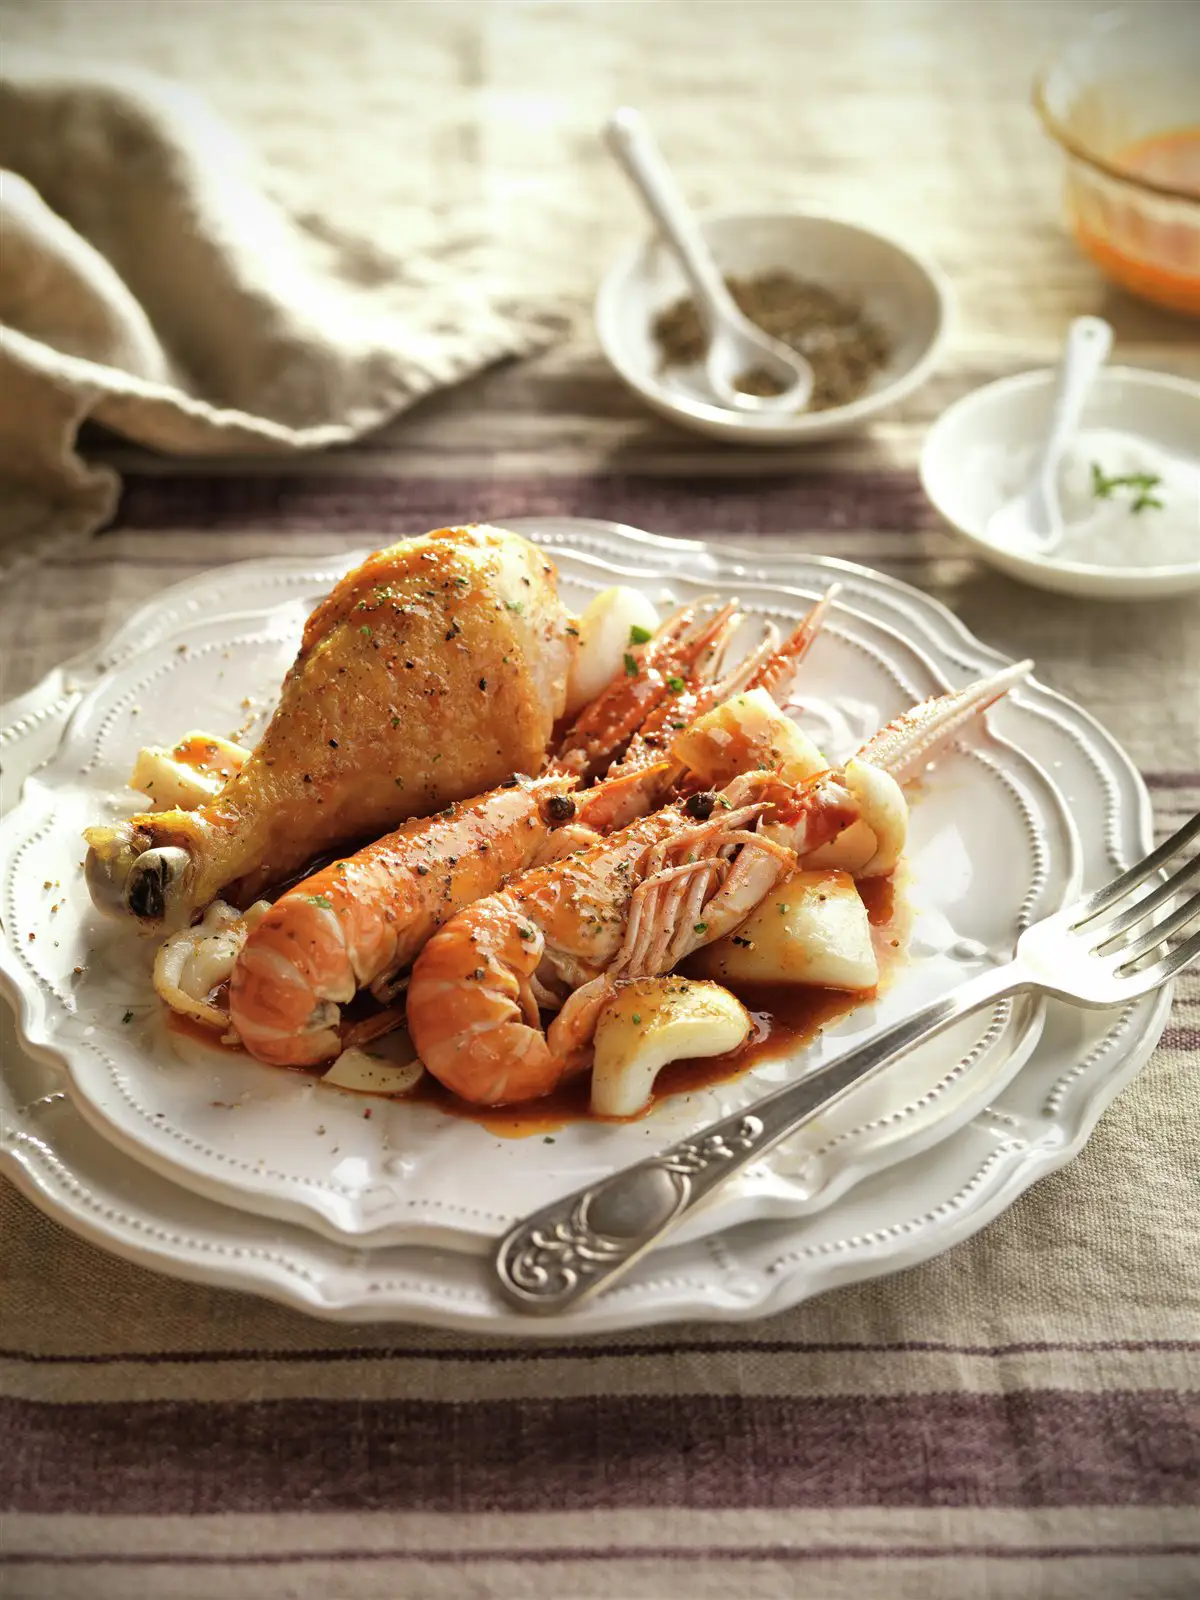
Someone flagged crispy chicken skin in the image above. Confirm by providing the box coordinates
[84,525,574,926]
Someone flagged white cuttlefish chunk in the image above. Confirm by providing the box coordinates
[590,977,752,1118]
[154,899,269,1030]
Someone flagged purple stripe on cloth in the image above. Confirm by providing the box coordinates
[1143,773,1200,790]
[1,1339,1198,1366]
[1159,1027,1199,1051]
[4,1545,1200,1568]
[106,472,938,538]
[3,1392,1198,1514]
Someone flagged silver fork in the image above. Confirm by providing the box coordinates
[494,812,1200,1316]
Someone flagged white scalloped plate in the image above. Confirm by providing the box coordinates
[0,537,1079,1252]
[0,521,1168,1329]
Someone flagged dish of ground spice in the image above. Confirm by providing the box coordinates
[650,270,892,411]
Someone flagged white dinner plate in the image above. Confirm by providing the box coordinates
[0,535,1075,1251]
[0,520,1170,1331]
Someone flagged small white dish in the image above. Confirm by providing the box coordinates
[595,210,952,444]
[922,367,1200,599]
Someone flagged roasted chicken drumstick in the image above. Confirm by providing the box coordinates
[84,525,574,928]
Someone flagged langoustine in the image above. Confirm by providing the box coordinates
[225,768,667,1067]
[604,585,839,782]
[405,662,1032,1105]
[405,779,799,1104]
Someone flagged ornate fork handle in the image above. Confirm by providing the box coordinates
[494,964,1017,1315]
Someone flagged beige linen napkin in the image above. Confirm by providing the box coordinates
[0,61,564,575]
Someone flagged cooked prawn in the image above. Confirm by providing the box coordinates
[226,765,668,1067]
[609,586,839,780]
[552,598,744,779]
[406,779,798,1104]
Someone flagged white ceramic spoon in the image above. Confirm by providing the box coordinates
[603,107,814,415]
[987,315,1114,554]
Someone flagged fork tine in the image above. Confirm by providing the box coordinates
[1111,885,1200,970]
[1071,812,1200,927]
[1122,925,1200,990]
[1091,851,1200,945]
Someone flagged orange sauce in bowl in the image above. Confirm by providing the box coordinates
[1072,125,1200,315]
[1120,127,1200,194]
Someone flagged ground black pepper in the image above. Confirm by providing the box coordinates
[651,270,891,412]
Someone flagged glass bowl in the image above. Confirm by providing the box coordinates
[1034,6,1200,316]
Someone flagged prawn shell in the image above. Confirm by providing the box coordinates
[407,893,564,1106]
[228,775,575,1067]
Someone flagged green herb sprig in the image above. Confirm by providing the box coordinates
[1090,463,1164,514]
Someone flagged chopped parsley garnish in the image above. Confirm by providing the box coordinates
[666,675,685,693]
[505,599,525,614]
[359,624,372,639]
[629,623,653,645]
[623,653,638,677]
[306,894,333,909]
[1090,462,1164,513]
[693,921,708,934]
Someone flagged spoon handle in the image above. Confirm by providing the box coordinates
[1035,315,1113,483]
[604,107,736,332]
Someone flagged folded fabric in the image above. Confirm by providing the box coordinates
[0,60,565,575]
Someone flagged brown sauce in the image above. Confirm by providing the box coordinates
[167,1009,245,1052]
[399,979,864,1138]
[858,872,895,928]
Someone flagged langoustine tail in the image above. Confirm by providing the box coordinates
[406,898,568,1106]
[858,660,1033,781]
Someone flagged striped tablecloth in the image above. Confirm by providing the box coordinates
[2,2,1199,1597]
